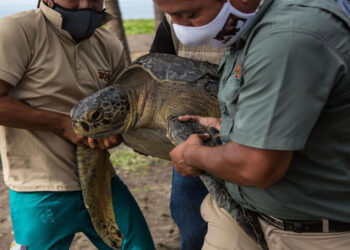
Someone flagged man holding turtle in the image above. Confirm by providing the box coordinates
[155,0,350,249]
[0,0,154,249]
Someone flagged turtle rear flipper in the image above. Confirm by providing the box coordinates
[77,146,122,249]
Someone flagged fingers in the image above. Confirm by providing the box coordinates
[178,115,220,130]
[169,143,202,177]
[87,138,99,149]
[178,115,199,122]
[86,135,122,150]
[108,136,119,145]
[187,133,209,144]
[101,135,122,149]
[100,138,109,149]
[75,135,89,148]
[108,135,122,147]
[86,138,106,150]
[173,164,202,177]
[198,133,210,141]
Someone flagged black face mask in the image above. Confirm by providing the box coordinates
[52,2,105,42]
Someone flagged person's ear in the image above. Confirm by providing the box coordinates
[46,0,55,8]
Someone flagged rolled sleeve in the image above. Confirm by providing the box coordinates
[232,32,344,150]
[0,17,30,86]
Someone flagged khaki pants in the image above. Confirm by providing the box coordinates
[200,194,350,250]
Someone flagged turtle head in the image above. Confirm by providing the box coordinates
[71,86,130,139]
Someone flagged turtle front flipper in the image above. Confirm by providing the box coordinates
[167,117,268,250]
[167,115,235,212]
[167,115,221,146]
[77,146,122,249]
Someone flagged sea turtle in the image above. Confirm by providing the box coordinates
[72,53,267,250]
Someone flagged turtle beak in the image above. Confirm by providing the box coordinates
[79,121,90,132]
[72,120,88,136]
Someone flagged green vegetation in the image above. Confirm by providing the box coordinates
[103,19,155,35]
[110,148,169,176]
[123,19,155,35]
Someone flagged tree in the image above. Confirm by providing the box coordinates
[105,0,131,65]
[153,1,164,31]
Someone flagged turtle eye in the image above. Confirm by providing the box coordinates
[89,109,103,122]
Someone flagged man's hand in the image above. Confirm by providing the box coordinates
[56,114,90,147]
[178,115,221,131]
[169,134,209,176]
[87,135,123,150]
[0,79,122,150]
[58,115,122,149]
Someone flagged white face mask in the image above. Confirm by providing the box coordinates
[173,2,256,48]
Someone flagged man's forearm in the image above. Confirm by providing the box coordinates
[184,143,251,185]
[183,142,292,188]
[0,95,67,134]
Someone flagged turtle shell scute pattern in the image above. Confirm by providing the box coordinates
[133,53,221,95]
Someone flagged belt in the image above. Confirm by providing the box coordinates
[259,214,350,233]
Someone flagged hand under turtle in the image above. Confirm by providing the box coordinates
[170,115,221,177]
[58,114,122,150]
[178,115,221,131]
[87,135,122,150]
[169,133,208,176]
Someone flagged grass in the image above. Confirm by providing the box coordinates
[110,148,169,176]
[123,19,155,35]
[110,148,165,199]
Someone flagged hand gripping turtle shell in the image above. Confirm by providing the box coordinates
[72,53,267,250]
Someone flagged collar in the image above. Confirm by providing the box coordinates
[39,1,116,30]
[257,0,265,11]
[236,0,274,46]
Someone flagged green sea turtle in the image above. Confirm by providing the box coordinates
[72,53,267,249]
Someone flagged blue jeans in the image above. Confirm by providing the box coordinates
[10,175,155,250]
[170,167,208,250]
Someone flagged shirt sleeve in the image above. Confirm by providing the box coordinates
[231,32,344,150]
[149,16,176,55]
[0,17,31,86]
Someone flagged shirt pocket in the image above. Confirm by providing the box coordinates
[219,74,242,143]
[221,74,242,115]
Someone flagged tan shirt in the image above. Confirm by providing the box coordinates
[0,2,125,191]
[165,14,225,65]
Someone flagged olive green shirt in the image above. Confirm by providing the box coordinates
[219,0,350,221]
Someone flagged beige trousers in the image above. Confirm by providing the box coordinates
[200,194,350,250]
